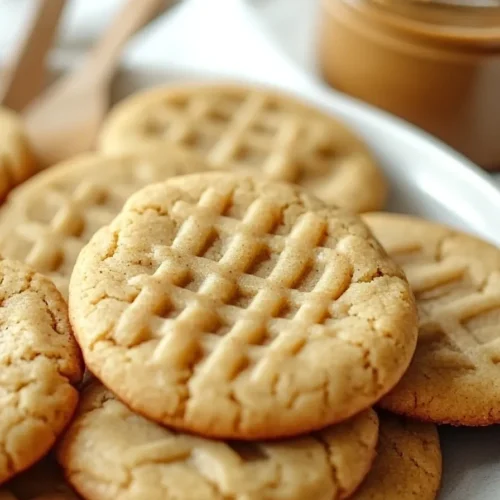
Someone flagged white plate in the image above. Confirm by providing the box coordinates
[37,0,500,497]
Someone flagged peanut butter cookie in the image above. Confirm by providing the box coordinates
[98,84,387,213]
[0,148,206,298]
[69,172,417,439]
[0,259,83,485]
[57,382,379,500]
[365,212,500,425]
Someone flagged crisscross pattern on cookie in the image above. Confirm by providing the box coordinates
[0,154,202,297]
[100,86,387,212]
[117,185,354,369]
[71,174,416,438]
[364,213,500,424]
[387,238,500,371]
[137,90,319,180]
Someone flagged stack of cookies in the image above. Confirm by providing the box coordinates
[0,83,499,500]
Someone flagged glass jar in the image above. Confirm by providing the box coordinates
[318,0,500,170]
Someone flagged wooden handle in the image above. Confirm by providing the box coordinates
[0,0,67,112]
[85,0,168,79]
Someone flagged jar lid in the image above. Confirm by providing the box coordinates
[356,0,500,44]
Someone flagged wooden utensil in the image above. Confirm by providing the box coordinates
[24,0,169,167]
[0,0,67,112]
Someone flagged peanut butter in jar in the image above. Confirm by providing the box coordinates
[318,0,500,170]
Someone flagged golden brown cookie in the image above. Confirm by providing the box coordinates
[98,84,387,213]
[0,147,207,298]
[364,212,500,425]
[68,172,417,439]
[2,458,80,499]
[0,259,83,485]
[0,108,37,201]
[352,413,441,500]
[57,381,379,500]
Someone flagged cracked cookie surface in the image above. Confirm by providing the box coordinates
[57,381,379,500]
[98,83,388,213]
[0,259,83,485]
[0,148,207,299]
[352,413,441,499]
[365,213,500,425]
[69,172,417,439]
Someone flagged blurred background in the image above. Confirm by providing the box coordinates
[0,0,318,83]
[1,0,499,177]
